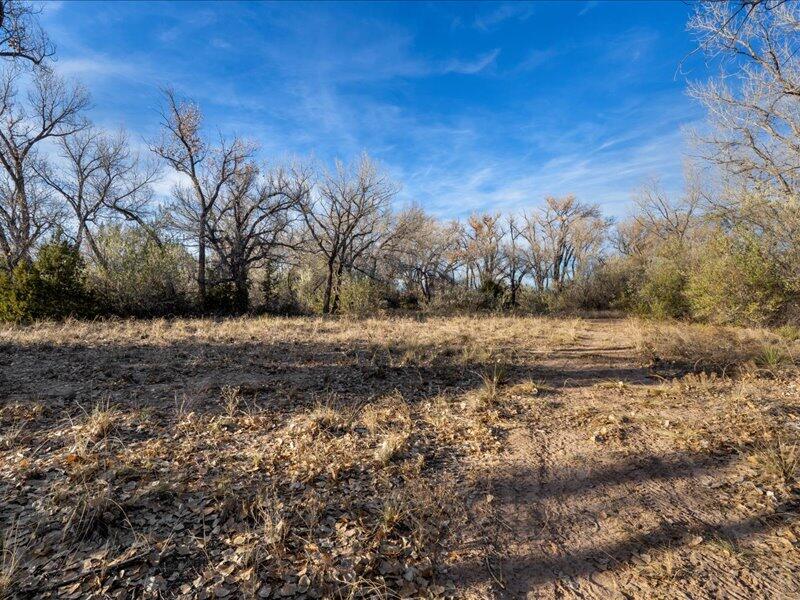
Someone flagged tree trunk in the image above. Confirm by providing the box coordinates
[510,279,518,307]
[422,274,432,303]
[233,268,249,315]
[14,171,31,268]
[76,218,86,248]
[322,260,335,314]
[330,261,345,314]
[84,228,109,272]
[198,214,207,308]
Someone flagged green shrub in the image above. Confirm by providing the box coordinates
[336,276,385,315]
[291,258,386,316]
[553,260,632,313]
[477,280,505,310]
[204,282,238,314]
[0,241,94,322]
[634,256,689,319]
[86,225,193,316]
[254,263,304,314]
[777,325,800,341]
[686,232,790,326]
[294,263,327,314]
[0,263,36,322]
[518,288,551,314]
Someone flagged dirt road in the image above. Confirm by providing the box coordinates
[454,319,800,599]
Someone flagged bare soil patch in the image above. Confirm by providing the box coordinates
[1,316,798,598]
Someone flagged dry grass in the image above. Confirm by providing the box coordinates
[475,359,508,406]
[0,524,22,599]
[634,320,798,375]
[1,315,523,597]
[0,315,798,598]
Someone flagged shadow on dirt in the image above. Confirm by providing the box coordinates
[450,445,800,597]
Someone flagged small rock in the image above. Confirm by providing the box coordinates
[688,535,704,547]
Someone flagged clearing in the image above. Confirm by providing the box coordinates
[0,316,798,598]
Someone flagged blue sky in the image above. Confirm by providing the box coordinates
[41,1,707,219]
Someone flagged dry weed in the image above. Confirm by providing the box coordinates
[374,431,409,465]
[10,315,795,597]
[361,391,411,433]
[0,524,22,599]
[73,399,120,451]
[57,482,126,542]
[634,320,795,374]
[475,359,508,406]
[753,418,799,485]
[506,379,540,398]
[0,423,24,451]
[221,385,242,417]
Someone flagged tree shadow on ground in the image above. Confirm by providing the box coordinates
[449,445,800,597]
[485,449,739,503]
[0,334,656,426]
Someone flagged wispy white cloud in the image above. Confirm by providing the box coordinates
[473,2,536,31]
[514,48,560,72]
[210,38,231,50]
[41,1,64,15]
[578,1,600,17]
[55,56,145,80]
[254,17,499,84]
[387,93,700,219]
[400,127,691,219]
[441,49,501,75]
[150,168,189,199]
[40,1,702,220]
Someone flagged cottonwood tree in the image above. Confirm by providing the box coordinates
[614,168,706,259]
[0,1,54,66]
[205,162,308,312]
[520,211,551,291]
[688,0,800,199]
[299,155,396,314]
[612,217,650,258]
[0,67,88,269]
[151,89,251,306]
[461,213,505,292]
[524,196,606,292]
[631,177,701,244]
[688,1,800,286]
[37,126,159,268]
[503,215,528,306]
[390,206,461,303]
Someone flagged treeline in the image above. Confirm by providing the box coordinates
[0,0,798,326]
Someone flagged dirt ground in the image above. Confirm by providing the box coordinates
[0,315,798,598]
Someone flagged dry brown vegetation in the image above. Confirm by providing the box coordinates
[1,315,799,599]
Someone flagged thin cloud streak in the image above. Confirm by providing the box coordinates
[38,1,702,219]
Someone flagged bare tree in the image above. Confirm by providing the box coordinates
[631,176,701,244]
[299,155,397,314]
[503,215,528,306]
[0,1,54,66]
[688,1,800,288]
[688,0,800,199]
[205,162,308,312]
[520,211,550,291]
[461,213,505,291]
[37,126,159,268]
[523,196,606,292]
[151,89,251,306]
[390,206,460,303]
[0,67,88,269]
[612,217,650,258]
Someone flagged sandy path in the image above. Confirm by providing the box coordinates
[456,318,800,599]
